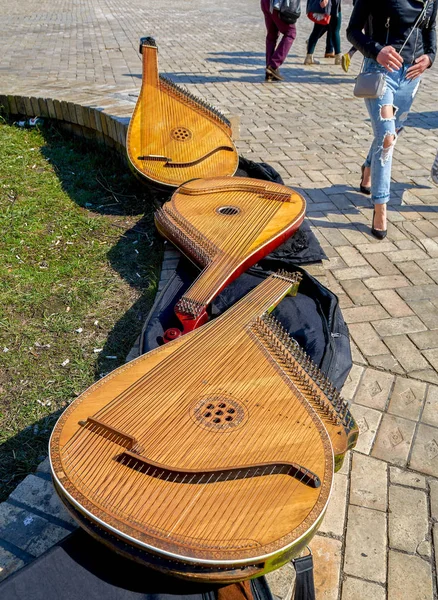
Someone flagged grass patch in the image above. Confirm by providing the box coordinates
[0,119,163,500]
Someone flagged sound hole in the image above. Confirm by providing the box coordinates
[191,396,246,430]
[216,206,240,216]
[171,127,192,142]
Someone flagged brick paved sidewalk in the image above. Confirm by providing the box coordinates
[1,0,438,598]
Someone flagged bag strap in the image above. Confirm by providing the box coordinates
[292,549,315,600]
[399,0,431,53]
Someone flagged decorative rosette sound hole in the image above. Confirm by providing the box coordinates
[171,127,192,142]
[216,206,240,216]
[191,397,246,431]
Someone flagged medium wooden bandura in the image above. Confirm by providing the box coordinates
[50,272,358,583]
[126,37,238,188]
[155,176,306,340]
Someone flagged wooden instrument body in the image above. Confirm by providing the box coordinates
[155,177,306,339]
[50,273,344,582]
[127,38,238,188]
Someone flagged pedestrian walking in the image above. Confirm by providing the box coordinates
[261,0,297,81]
[347,0,437,239]
[304,0,343,65]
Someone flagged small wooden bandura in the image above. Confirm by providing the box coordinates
[126,37,238,188]
[155,176,306,340]
[50,272,358,582]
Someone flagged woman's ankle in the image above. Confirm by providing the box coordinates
[362,165,371,187]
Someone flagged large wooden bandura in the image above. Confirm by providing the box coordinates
[50,272,358,583]
[155,176,306,339]
[126,37,238,188]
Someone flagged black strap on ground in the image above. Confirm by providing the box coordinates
[292,553,316,600]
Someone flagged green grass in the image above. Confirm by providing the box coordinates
[0,119,163,500]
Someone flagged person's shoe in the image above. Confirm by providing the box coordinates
[266,65,284,81]
[371,209,387,240]
[360,164,371,195]
[334,53,342,65]
[304,54,320,65]
[265,71,274,82]
[431,149,438,185]
[325,52,335,58]
[342,52,351,73]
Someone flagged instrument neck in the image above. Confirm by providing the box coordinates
[142,45,160,89]
[179,272,300,327]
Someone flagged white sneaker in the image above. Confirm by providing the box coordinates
[432,149,438,185]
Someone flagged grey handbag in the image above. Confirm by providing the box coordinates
[353,70,386,99]
[353,1,430,99]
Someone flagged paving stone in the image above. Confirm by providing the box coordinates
[341,364,364,402]
[407,300,438,330]
[409,330,438,350]
[336,246,368,267]
[341,577,385,600]
[343,505,386,583]
[385,249,429,263]
[387,376,427,421]
[349,323,390,358]
[422,385,438,428]
[0,502,70,558]
[372,414,416,466]
[354,368,394,410]
[357,242,398,254]
[388,486,429,554]
[350,405,382,455]
[398,284,438,302]
[384,335,430,372]
[9,474,76,527]
[341,305,390,325]
[373,315,427,338]
[430,479,438,519]
[422,347,438,371]
[389,467,426,489]
[350,453,387,511]
[36,457,50,474]
[332,266,378,282]
[409,423,438,477]
[408,369,438,385]
[0,545,24,583]
[350,340,367,365]
[387,551,434,600]
[365,252,401,276]
[368,354,404,374]
[373,289,414,318]
[363,275,411,291]
[340,280,377,306]
[319,473,348,537]
[265,562,294,600]
[309,536,342,600]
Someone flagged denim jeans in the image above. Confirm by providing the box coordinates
[363,58,421,205]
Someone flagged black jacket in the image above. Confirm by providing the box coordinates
[347,0,437,66]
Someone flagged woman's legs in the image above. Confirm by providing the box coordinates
[307,23,326,55]
[329,12,342,56]
[268,15,296,70]
[261,0,279,67]
[363,66,422,232]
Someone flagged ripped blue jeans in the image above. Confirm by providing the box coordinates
[363,58,421,205]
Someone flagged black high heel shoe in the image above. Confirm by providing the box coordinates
[371,209,387,240]
[360,164,371,195]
